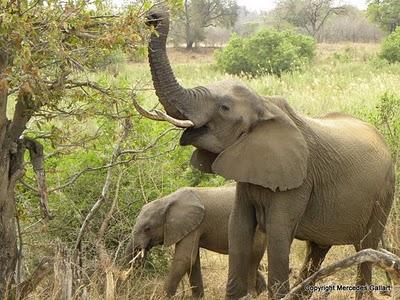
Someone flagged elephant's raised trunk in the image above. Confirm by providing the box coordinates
[146,7,210,126]
[147,8,190,120]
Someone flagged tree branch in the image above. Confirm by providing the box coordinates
[8,83,36,142]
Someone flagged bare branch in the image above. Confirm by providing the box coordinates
[283,248,400,299]
[131,94,194,128]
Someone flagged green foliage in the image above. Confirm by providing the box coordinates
[380,27,400,63]
[375,92,400,153]
[216,29,315,76]
[367,0,400,33]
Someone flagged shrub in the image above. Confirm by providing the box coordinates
[380,27,400,63]
[216,29,316,76]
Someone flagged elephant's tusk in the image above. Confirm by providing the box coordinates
[129,249,145,265]
[131,94,194,128]
[153,110,194,128]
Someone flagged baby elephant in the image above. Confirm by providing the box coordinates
[127,186,266,298]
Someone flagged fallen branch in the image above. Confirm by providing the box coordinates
[283,248,400,300]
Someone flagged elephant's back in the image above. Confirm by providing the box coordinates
[194,186,236,254]
[308,114,392,170]
[297,115,394,245]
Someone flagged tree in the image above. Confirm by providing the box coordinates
[275,0,345,39]
[367,0,400,33]
[318,5,383,42]
[170,0,239,49]
[0,0,148,295]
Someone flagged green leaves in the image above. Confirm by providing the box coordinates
[216,29,316,76]
[380,27,400,63]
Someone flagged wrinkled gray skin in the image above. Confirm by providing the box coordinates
[145,8,395,300]
[128,186,267,298]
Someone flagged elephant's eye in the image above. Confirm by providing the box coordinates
[220,104,230,112]
[143,226,150,233]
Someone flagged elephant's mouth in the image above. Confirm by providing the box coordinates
[180,125,209,146]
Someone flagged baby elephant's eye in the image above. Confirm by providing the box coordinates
[143,226,151,233]
[220,104,230,112]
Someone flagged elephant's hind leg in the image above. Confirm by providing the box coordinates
[292,241,331,300]
[354,239,379,300]
[187,249,204,299]
[354,186,393,300]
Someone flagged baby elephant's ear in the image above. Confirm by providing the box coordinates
[164,189,205,247]
[212,117,309,191]
[190,149,218,173]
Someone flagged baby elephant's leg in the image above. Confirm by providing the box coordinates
[164,234,201,298]
[187,249,204,299]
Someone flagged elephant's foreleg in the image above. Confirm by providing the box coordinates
[164,234,200,298]
[225,196,256,300]
[266,233,292,299]
[292,241,331,300]
[187,249,204,299]
[248,229,267,296]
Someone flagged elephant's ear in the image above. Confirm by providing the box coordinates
[190,149,218,173]
[212,117,309,191]
[164,189,205,247]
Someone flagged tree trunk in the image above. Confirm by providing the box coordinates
[0,157,18,297]
[186,41,194,49]
[0,50,19,298]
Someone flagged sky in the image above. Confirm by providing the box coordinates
[236,0,368,12]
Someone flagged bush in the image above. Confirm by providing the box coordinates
[380,27,400,63]
[216,29,316,76]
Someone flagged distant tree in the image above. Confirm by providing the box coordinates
[367,0,400,33]
[170,0,239,49]
[275,0,345,38]
[233,6,264,37]
[319,5,383,42]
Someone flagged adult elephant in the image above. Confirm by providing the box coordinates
[143,7,395,300]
